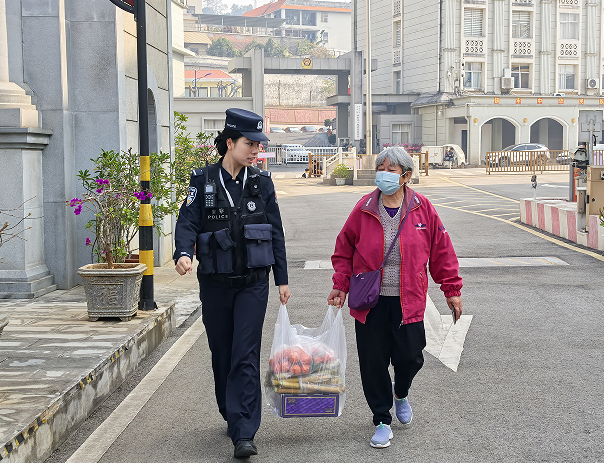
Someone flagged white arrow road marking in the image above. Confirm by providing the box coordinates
[423,295,472,372]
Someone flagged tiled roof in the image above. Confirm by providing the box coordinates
[183,31,212,45]
[243,0,287,17]
[184,70,234,80]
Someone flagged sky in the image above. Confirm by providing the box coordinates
[225,0,341,6]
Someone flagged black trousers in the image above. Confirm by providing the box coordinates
[355,296,426,426]
[199,276,269,444]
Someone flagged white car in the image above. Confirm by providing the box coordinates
[282,144,310,163]
[490,143,550,166]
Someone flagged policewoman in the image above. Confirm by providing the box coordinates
[174,108,290,459]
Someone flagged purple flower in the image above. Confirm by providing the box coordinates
[96,188,104,194]
[69,198,81,207]
[85,237,91,246]
[74,205,82,215]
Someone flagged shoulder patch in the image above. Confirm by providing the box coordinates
[186,187,197,206]
[258,169,271,178]
[192,168,204,177]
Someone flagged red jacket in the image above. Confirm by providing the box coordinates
[331,186,462,324]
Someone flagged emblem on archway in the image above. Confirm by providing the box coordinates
[301,58,313,69]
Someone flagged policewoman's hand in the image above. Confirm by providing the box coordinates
[175,256,193,275]
[446,296,463,323]
[279,285,290,305]
[327,289,347,309]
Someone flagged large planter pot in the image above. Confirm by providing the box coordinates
[77,263,147,322]
[0,318,7,337]
[335,177,346,186]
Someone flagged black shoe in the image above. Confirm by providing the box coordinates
[234,439,258,459]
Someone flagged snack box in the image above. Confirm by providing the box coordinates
[279,393,339,418]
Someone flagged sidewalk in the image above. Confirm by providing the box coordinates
[0,262,200,463]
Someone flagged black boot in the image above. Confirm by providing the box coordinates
[233,439,258,459]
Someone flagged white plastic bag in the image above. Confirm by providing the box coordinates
[265,304,347,417]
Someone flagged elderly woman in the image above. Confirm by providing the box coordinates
[327,147,463,449]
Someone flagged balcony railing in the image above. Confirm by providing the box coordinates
[393,49,401,65]
[393,0,401,17]
[464,37,485,55]
[559,0,579,6]
[559,41,579,59]
[512,39,533,57]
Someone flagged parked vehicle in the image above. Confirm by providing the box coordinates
[489,143,550,166]
[301,126,317,132]
[424,144,466,168]
[270,127,285,133]
[282,144,311,163]
[285,127,302,133]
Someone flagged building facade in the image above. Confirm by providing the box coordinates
[0,0,175,297]
[244,0,352,54]
[355,0,604,164]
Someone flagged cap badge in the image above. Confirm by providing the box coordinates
[247,201,257,212]
[257,121,263,130]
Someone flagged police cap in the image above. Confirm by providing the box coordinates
[224,108,269,142]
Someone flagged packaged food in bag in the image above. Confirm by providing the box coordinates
[265,304,347,418]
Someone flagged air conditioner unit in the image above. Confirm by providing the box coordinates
[503,68,511,78]
[554,92,565,97]
[587,78,600,89]
[501,77,514,89]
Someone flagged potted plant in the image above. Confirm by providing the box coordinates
[68,148,179,321]
[332,163,351,186]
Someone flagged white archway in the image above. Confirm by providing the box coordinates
[478,116,521,163]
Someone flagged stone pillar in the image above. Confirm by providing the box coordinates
[540,1,552,94]
[492,119,503,151]
[248,48,265,118]
[336,72,349,139]
[348,50,363,153]
[0,0,56,298]
[493,0,505,94]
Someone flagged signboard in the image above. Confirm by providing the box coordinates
[354,103,363,140]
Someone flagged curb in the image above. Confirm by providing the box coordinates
[1,305,175,463]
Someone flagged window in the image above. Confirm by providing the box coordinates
[511,64,530,88]
[463,62,483,89]
[512,11,531,38]
[392,124,409,145]
[210,87,219,97]
[204,119,224,136]
[394,71,401,94]
[321,11,328,23]
[394,21,401,48]
[322,32,329,43]
[285,10,300,25]
[559,13,579,40]
[302,12,316,26]
[464,9,484,37]
[198,87,208,97]
[558,65,575,90]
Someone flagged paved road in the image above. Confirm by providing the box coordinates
[46,171,604,463]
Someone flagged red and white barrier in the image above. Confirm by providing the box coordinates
[519,198,604,250]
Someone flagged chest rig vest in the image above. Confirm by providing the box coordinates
[197,163,270,276]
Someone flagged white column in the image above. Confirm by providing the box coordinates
[540,0,552,94]
[585,2,598,85]
[493,0,505,94]
[442,0,456,93]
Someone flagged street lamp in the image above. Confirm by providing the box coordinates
[194,71,211,97]
[109,0,156,310]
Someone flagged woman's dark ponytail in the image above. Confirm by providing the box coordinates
[214,128,243,157]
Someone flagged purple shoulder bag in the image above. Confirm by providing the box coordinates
[347,192,416,312]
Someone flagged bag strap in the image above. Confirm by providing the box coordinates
[379,191,416,270]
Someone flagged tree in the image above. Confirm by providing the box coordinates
[207,37,238,57]
[324,119,332,129]
[230,4,253,16]
[202,0,228,15]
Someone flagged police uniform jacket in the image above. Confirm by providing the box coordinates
[174,160,288,286]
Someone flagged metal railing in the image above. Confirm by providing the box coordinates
[486,150,570,173]
[308,147,357,179]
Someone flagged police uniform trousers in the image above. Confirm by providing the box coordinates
[200,274,269,444]
[355,295,426,426]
